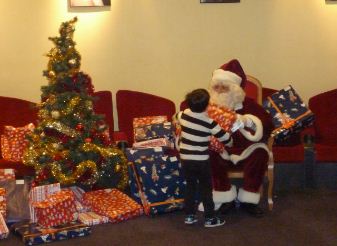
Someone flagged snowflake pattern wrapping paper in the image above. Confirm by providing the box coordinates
[12,220,91,245]
[126,147,185,216]
[263,85,314,141]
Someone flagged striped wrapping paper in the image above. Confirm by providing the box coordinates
[78,211,109,226]
[82,189,143,223]
[29,183,61,223]
[0,213,9,240]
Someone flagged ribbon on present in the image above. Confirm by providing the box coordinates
[267,96,313,135]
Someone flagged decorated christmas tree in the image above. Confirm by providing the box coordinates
[23,17,127,190]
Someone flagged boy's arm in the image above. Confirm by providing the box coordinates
[211,122,233,146]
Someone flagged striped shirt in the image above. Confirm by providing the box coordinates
[177,108,232,161]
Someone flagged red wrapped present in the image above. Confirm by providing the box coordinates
[1,123,35,161]
[78,211,109,226]
[32,190,77,228]
[207,104,237,132]
[0,213,9,240]
[0,189,5,219]
[0,169,15,220]
[133,116,167,128]
[62,186,88,212]
[29,183,61,222]
[0,168,15,181]
[209,137,225,153]
[82,189,143,223]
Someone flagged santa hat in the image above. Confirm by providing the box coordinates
[211,59,247,89]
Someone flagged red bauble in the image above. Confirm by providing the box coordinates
[76,123,84,131]
[53,154,63,161]
[85,138,92,143]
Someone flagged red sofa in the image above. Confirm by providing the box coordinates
[309,89,337,162]
[116,90,176,146]
[0,91,115,178]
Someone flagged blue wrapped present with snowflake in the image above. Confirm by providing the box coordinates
[263,85,314,141]
[125,147,185,216]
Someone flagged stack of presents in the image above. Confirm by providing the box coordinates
[0,85,314,245]
[0,115,186,245]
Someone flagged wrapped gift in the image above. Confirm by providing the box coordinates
[0,212,9,240]
[133,116,167,128]
[134,122,173,142]
[78,211,109,226]
[207,103,237,132]
[0,188,6,219]
[62,186,88,213]
[82,189,143,223]
[263,85,315,140]
[209,137,225,153]
[1,123,35,161]
[32,190,77,228]
[132,137,173,149]
[126,147,170,204]
[11,220,91,245]
[29,183,61,222]
[0,169,15,219]
[0,168,15,181]
[126,148,185,216]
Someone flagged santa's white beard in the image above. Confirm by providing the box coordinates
[209,84,245,110]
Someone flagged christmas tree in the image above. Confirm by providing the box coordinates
[23,17,128,190]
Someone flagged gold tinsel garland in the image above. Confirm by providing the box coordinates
[23,139,128,189]
[81,142,129,190]
[50,160,98,186]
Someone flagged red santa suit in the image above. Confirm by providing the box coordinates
[206,59,273,209]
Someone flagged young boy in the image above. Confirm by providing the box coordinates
[176,88,232,227]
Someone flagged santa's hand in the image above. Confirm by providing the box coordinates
[237,114,255,129]
[243,115,256,130]
[231,114,245,132]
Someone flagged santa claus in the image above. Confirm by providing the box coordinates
[206,59,273,217]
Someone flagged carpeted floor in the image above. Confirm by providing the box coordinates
[2,188,337,246]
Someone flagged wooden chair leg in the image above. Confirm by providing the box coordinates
[267,162,274,211]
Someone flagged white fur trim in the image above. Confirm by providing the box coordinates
[229,143,269,165]
[238,188,260,204]
[211,69,242,87]
[238,114,263,142]
[198,185,237,211]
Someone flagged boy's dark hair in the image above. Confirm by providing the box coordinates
[185,88,210,113]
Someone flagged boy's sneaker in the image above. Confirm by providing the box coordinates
[184,214,198,225]
[204,217,225,228]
